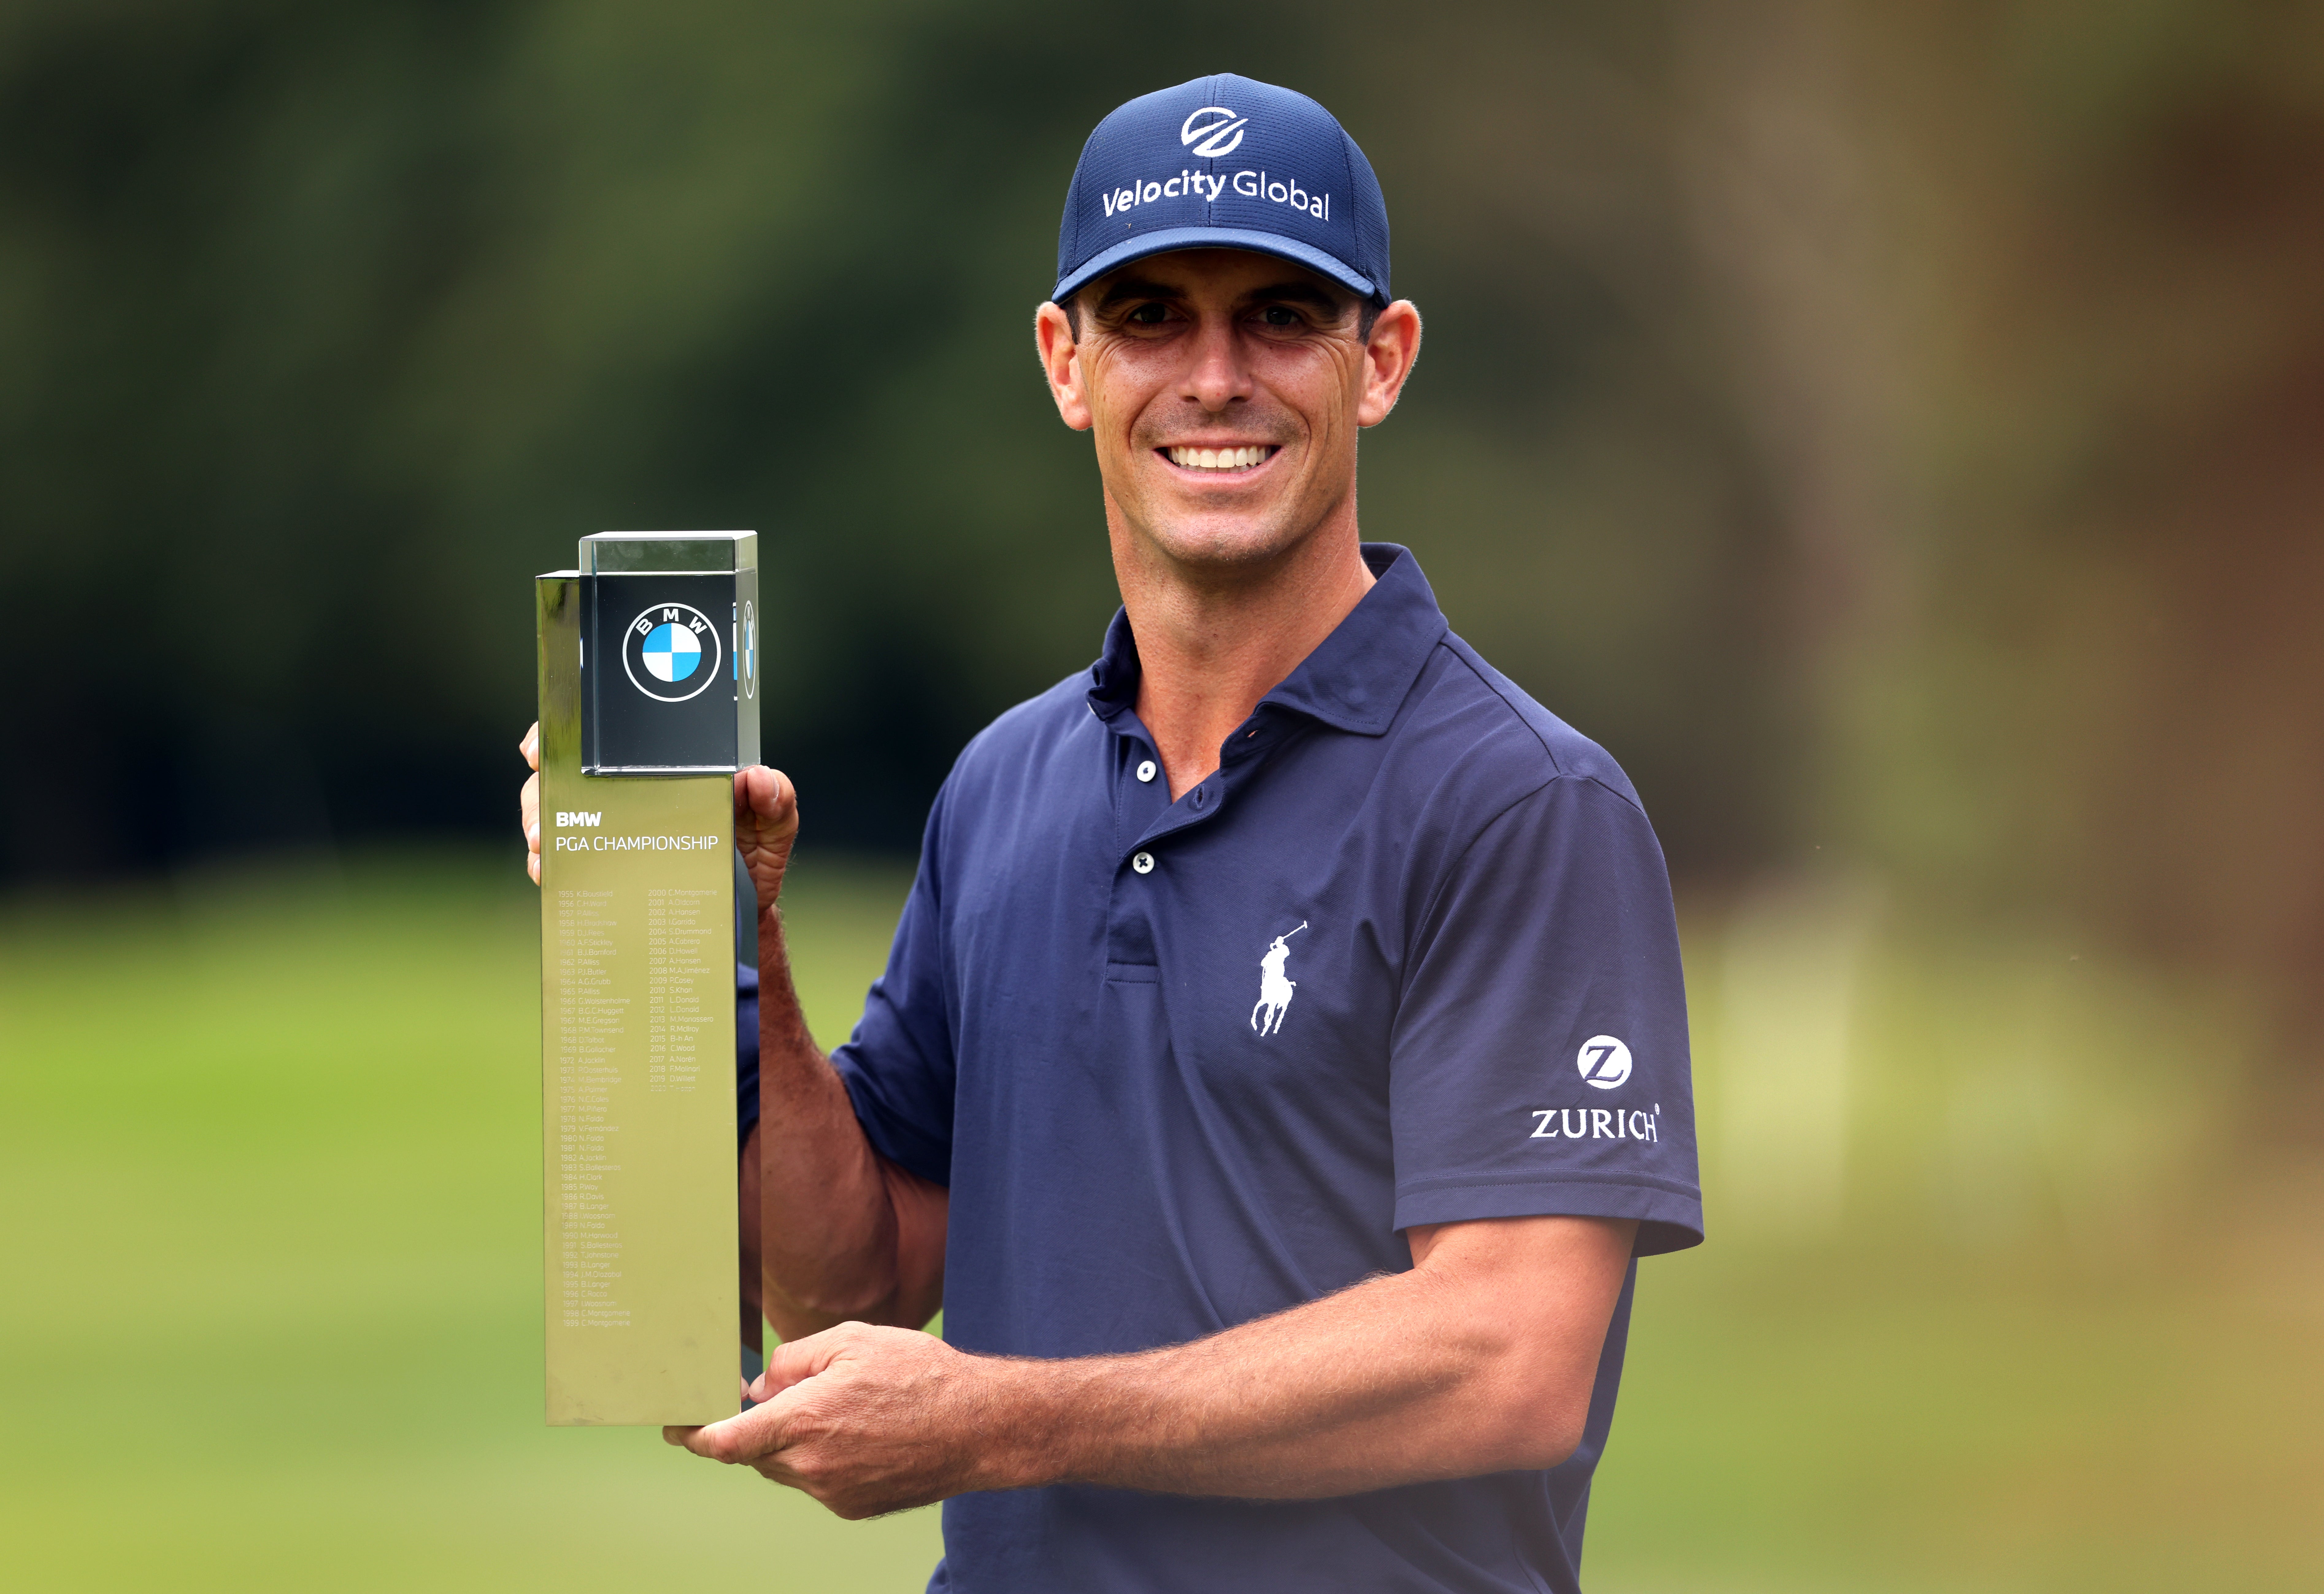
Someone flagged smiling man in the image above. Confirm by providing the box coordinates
[529,73,1703,1593]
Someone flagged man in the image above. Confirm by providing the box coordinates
[522,73,1700,1593]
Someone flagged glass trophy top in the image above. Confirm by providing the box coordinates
[580,530,757,574]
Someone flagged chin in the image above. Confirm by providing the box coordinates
[1145,516,1307,572]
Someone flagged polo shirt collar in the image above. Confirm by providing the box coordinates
[1085,544,1448,737]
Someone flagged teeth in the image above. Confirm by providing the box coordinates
[1169,445,1269,470]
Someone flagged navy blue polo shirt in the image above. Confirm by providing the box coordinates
[809,545,1699,1593]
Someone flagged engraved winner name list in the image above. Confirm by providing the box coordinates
[536,567,739,1426]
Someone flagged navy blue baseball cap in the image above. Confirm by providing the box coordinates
[1054,75,1391,308]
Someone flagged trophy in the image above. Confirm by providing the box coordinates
[535,531,759,1424]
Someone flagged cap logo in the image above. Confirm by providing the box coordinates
[1180,106,1248,158]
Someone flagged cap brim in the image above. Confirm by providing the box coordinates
[1053,226,1379,307]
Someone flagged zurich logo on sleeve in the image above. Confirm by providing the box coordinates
[621,602,724,703]
[1578,1035,1633,1089]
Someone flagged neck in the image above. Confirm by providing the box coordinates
[1108,500,1377,800]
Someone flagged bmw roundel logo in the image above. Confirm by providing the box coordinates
[621,602,724,703]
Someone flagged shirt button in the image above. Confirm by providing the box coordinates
[1131,851,1156,875]
[1136,760,1157,783]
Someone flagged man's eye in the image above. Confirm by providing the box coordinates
[1261,306,1302,327]
[1129,303,1169,324]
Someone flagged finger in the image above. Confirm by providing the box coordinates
[663,1424,702,1448]
[758,1324,845,1398]
[734,768,764,842]
[520,722,540,772]
[522,776,542,884]
[678,1401,789,1466]
[735,765,775,823]
[741,766,799,826]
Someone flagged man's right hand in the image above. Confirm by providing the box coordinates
[734,765,800,922]
[519,722,542,884]
[518,721,798,907]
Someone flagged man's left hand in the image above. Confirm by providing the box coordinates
[665,1322,1017,1519]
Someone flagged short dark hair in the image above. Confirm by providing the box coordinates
[1062,288,1382,343]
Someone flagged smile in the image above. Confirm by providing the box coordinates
[1163,445,1277,472]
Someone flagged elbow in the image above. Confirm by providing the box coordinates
[793,1284,889,1324]
[769,1270,940,1334]
[764,1269,893,1333]
[1471,1396,1587,1473]
[1472,1356,1594,1473]
[1492,1406,1588,1473]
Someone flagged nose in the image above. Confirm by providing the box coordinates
[1180,312,1252,414]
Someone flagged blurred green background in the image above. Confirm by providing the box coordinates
[3,857,2316,1591]
[4,0,2322,1588]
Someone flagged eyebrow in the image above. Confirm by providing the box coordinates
[1246,281,1343,314]
[1093,278,1351,317]
[1095,278,1184,310]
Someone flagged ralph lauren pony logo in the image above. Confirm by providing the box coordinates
[1251,921,1306,1037]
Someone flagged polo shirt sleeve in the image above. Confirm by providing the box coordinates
[1389,773,1703,1255]
[828,794,958,1188]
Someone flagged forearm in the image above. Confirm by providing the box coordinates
[981,1217,1632,1499]
[993,1278,1546,1498]
[753,901,925,1337]
[680,1217,1632,1516]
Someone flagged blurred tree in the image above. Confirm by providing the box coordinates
[0,0,1792,875]
[1660,0,2324,1106]
[1,0,2317,1100]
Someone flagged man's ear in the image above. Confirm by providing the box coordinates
[1356,300,1422,428]
[1034,301,1093,432]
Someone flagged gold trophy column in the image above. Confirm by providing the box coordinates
[536,572,738,1425]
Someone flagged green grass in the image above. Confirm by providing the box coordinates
[0,852,2315,1591]
[0,851,937,1592]
[1594,1235,2324,1592]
